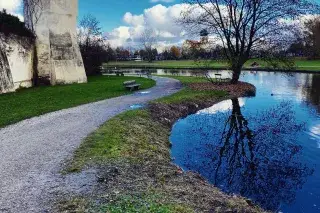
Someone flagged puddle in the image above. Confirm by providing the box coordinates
[137,91,151,95]
[130,104,145,109]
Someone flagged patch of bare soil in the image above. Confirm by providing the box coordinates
[91,159,264,212]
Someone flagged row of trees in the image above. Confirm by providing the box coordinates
[288,18,320,59]
[77,15,158,75]
[101,45,223,62]
[77,14,113,76]
[78,14,320,76]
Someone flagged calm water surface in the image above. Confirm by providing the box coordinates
[167,71,320,213]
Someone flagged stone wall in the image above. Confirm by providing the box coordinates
[32,0,87,85]
[0,42,14,93]
[0,35,34,94]
[0,0,87,94]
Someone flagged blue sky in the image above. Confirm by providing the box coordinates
[3,0,320,49]
[78,0,181,32]
[76,0,188,49]
[1,0,186,48]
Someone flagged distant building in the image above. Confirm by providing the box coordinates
[132,56,142,61]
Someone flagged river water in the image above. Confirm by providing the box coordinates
[168,70,320,213]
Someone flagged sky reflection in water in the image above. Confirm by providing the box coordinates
[170,72,320,213]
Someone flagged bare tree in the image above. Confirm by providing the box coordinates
[78,14,103,49]
[78,14,109,75]
[181,0,320,83]
[23,0,44,33]
[139,27,157,62]
[304,17,320,59]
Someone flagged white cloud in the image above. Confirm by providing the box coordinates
[106,3,191,51]
[106,3,314,51]
[198,98,246,114]
[0,0,24,21]
[310,124,320,148]
[123,12,144,26]
[0,0,21,11]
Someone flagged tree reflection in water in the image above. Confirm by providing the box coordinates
[172,99,314,211]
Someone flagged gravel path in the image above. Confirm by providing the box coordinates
[0,76,181,213]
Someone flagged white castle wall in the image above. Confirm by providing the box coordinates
[7,39,34,90]
[0,35,34,94]
[0,0,87,94]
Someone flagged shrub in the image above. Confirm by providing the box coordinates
[0,9,34,38]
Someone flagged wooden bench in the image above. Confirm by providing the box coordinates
[123,80,141,91]
[215,74,222,82]
[215,74,231,82]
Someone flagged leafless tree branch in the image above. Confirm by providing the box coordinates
[180,0,320,83]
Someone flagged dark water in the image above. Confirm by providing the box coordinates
[169,71,320,213]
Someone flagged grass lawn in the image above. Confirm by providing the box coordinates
[153,76,226,104]
[294,60,320,71]
[106,59,320,72]
[0,76,155,128]
[160,76,208,84]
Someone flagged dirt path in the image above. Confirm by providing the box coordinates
[0,76,181,213]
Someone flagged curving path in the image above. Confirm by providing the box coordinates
[0,76,182,213]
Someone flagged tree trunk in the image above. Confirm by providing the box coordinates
[231,98,241,115]
[32,45,39,86]
[231,66,242,84]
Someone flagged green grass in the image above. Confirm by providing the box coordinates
[154,88,227,104]
[0,76,155,128]
[294,60,320,71]
[106,59,320,71]
[160,76,208,84]
[57,192,193,213]
[98,193,193,213]
[153,76,227,104]
[66,109,169,172]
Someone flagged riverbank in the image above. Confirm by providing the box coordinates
[0,76,155,128]
[105,59,320,73]
[59,77,265,213]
